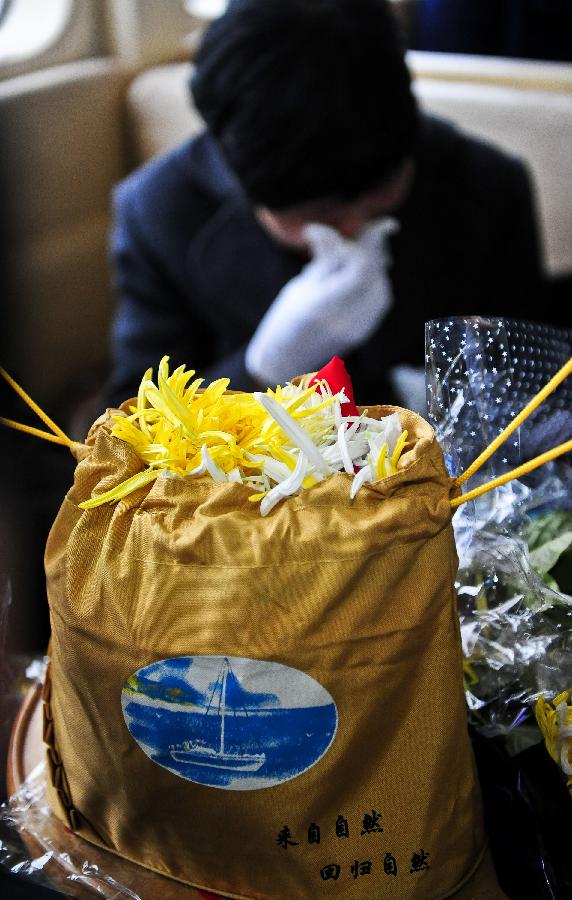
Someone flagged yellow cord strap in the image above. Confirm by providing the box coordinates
[0,367,75,448]
[451,438,572,508]
[451,356,572,508]
[455,357,572,487]
[0,417,73,446]
[1,358,570,504]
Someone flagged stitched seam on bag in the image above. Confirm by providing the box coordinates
[43,664,77,829]
[78,834,267,900]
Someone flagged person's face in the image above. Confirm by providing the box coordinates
[255,158,414,251]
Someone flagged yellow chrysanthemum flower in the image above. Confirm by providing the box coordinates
[78,357,408,515]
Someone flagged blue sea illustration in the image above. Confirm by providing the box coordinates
[121,656,338,790]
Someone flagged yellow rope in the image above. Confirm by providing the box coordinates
[0,367,73,444]
[451,438,572,508]
[455,357,572,487]
[0,417,74,447]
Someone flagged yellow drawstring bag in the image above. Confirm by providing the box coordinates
[2,358,571,899]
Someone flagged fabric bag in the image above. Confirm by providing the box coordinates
[41,401,485,899]
[3,357,570,898]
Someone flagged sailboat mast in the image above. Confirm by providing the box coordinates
[220,663,227,755]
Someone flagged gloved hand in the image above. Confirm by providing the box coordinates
[245,217,398,386]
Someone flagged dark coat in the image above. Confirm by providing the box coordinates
[108,115,545,407]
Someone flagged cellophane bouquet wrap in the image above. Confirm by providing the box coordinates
[426,317,572,757]
[43,365,485,900]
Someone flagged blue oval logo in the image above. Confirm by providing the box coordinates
[122,656,338,791]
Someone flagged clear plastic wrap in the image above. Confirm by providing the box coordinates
[0,665,222,897]
[426,318,572,899]
[426,316,572,482]
[0,647,144,899]
[426,317,572,751]
[1,761,141,898]
[1,745,223,897]
[0,575,152,900]
[0,729,214,898]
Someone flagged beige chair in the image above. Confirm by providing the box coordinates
[0,59,129,405]
[410,52,572,275]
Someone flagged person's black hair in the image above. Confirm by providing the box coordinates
[191,0,419,209]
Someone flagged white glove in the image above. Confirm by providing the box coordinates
[245,217,398,386]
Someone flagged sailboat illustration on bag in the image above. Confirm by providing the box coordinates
[169,658,266,772]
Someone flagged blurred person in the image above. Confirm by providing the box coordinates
[108,0,556,412]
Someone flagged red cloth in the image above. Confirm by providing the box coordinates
[309,356,359,416]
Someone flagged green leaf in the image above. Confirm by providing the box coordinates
[527,511,572,552]
[529,531,572,575]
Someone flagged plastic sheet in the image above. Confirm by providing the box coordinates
[426,317,572,900]
[0,746,221,897]
[426,316,572,752]
[0,670,217,898]
[0,648,144,899]
[0,763,141,898]
[426,316,572,482]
